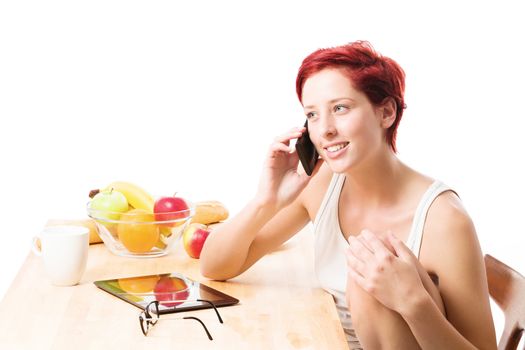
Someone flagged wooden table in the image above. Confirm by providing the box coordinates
[0,227,348,349]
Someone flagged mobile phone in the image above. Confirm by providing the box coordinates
[295,120,319,176]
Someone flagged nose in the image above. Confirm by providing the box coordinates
[319,114,337,138]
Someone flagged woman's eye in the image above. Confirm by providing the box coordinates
[334,104,348,113]
[306,111,316,119]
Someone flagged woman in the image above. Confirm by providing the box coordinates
[200,41,497,349]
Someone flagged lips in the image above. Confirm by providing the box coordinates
[324,142,349,153]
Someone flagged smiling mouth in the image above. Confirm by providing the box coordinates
[324,142,349,153]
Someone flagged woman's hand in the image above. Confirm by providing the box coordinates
[255,126,322,211]
[346,230,429,314]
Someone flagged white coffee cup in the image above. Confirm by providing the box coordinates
[32,225,89,286]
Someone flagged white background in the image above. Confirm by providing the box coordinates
[1,0,523,342]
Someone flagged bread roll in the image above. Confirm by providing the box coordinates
[190,201,229,225]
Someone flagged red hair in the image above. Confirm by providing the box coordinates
[296,41,406,152]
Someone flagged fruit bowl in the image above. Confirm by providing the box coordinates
[87,204,195,258]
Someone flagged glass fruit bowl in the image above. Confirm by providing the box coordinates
[87,204,194,258]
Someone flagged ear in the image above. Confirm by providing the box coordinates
[378,97,397,129]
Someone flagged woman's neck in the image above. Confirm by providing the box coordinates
[343,149,410,210]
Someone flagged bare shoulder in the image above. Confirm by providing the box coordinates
[420,190,481,273]
[420,190,497,347]
[427,190,475,238]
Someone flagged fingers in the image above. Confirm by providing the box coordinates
[377,230,395,254]
[268,126,307,156]
[348,235,374,261]
[269,142,292,155]
[347,232,388,293]
[346,243,368,290]
[387,232,415,261]
[346,261,367,290]
[347,230,397,279]
[274,126,306,146]
[361,230,393,258]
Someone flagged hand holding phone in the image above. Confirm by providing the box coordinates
[295,121,319,176]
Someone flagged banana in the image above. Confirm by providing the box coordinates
[106,181,154,212]
[90,181,154,213]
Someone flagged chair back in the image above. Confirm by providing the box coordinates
[485,254,525,350]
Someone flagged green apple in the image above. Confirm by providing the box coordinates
[89,189,129,221]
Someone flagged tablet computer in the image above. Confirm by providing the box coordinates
[94,272,239,315]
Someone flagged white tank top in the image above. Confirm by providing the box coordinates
[313,173,453,349]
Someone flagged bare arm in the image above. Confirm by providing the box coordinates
[200,126,321,280]
[346,193,497,349]
[199,196,310,280]
[399,194,497,349]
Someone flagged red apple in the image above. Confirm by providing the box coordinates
[153,276,189,307]
[182,223,210,259]
[154,195,189,226]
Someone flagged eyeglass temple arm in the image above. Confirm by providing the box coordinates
[139,316,147,336]
[184,316,213,341]
[196,299,224,324]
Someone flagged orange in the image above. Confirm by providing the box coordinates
[118,275,160,293]
[117,209,159,253]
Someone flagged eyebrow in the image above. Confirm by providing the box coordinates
[303,97,355,110]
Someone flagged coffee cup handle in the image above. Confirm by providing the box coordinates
[31,236,42,256]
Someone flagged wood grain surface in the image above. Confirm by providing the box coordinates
[0,227,348,350]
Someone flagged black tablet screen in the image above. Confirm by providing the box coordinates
[94,272,239,314]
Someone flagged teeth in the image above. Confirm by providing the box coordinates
[326,142,349,152]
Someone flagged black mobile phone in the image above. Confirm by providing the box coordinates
[295,120,319,176]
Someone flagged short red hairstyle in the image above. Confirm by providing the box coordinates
[296,41,406,152]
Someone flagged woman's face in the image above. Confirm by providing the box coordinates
[301,68,388,174]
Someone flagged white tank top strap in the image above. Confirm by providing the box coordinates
[405,180,456,258]
[313,173,345,227]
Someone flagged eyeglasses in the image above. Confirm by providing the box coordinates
[138,299,224,340]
